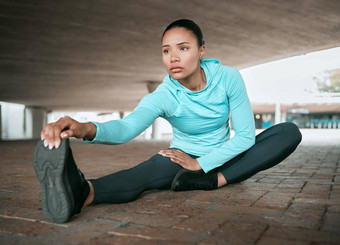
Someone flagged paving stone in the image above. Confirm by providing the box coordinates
[67,204,121,225]
[224,190,266,207]
[84,234,184,245]
[329,187,340,199]
[186,188,239,204]
[253,192,293,209]
[236,182,278,191]
[0,232,46,245]
[102,195,166,215]
[327,205,340,213]
[212,205,283,219]
[283,202,325,220]
[276,179,306,189]
[281,216,321,229]
[156,199,213,218]
[311,173,336,180]
[290,171,314,177]
[256,177,283,184]
[301,183,331,199]
[0,216,67,238]
[265,226,339,243]
[43,218,123,244]
[334,175,340,183]
[257,236,311,245]
[293,198,338,205]
[173,210,234,232]
[101,210,183,228]
[242,177,259,183]
[199,215,268,245]
[321,212,340,233]
[108,224,208,243]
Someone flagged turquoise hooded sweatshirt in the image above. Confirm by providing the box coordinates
[85,58,255,173]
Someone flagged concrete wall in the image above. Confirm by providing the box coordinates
[24,107,47,139]
[1,102,25,140]
[0,105,1,140]
[0,102,46,140]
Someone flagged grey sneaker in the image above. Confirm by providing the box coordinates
[171,169,218,191]
[33,139,89,223]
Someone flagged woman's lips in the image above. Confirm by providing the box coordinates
[170,67,183,73]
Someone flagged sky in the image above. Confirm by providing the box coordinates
[240,47,340,104]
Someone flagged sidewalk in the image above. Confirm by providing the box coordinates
[0,129,339,244]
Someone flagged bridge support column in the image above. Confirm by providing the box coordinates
[146,81,162,140]
[0,105,2,140]
[152,118,162,140]
[24,107,47,139]
[275,102,281,124]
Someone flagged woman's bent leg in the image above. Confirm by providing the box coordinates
[90,154,182,204]
[218,122,302,184]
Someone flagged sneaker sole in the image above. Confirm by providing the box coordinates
[33,139,72,223]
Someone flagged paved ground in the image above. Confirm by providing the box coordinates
[0,129,339,244]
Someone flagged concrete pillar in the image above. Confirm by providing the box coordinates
[0,105,2,140]
[275,102,281,124]
[144,126,152,140]
[24,107,47,139]
[1,102,25,140]
[146,81,162,140]
[281,111,287,123]
[152,118,162,140]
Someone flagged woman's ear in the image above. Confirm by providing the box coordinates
[199,45,206,59]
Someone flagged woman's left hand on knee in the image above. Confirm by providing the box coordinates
[158,149,202,171]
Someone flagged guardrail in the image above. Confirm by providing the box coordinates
[310,119,340,129]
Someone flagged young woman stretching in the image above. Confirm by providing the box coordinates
[33,19,302,223]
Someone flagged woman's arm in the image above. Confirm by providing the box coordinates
[42,90,170,148]
[84,90,174,144]
[84,106,159,145]
[196,69,255,172]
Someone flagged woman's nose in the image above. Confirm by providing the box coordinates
[170,53,180,62]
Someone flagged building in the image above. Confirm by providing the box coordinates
[252,103,340,129]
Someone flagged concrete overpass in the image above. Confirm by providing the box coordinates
[0,0,339,138]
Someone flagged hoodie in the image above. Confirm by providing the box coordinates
[86,58,255,173]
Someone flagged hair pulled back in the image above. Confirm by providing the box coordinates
[162,19,205,46]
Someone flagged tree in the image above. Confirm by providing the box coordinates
[313,68,340,93]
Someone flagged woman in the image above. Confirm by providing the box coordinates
[34,19,302,223]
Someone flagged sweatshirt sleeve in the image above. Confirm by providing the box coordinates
[196,69,255,173]
[84,91,171,144]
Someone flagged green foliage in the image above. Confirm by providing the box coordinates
[313,68,340,93]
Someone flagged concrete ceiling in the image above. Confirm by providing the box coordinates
[1,0,339,112]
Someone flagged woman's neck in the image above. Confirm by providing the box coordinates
[179,67,206,92]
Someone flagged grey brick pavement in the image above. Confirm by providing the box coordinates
[0,131,339,244]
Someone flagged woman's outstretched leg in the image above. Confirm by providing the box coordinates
[34,139,182,222]
[218,122,302,184]
[90,153,182,204]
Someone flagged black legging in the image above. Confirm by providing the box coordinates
[90,122,302,204]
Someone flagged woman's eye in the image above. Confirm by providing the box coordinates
[180,47,188,51]
[163,49,170,54]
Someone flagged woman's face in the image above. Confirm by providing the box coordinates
[162,27,205,81]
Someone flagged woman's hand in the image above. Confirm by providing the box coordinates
[41,116,96,150]
[158,149,202,171]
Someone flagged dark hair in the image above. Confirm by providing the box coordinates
[161,19,205,46]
